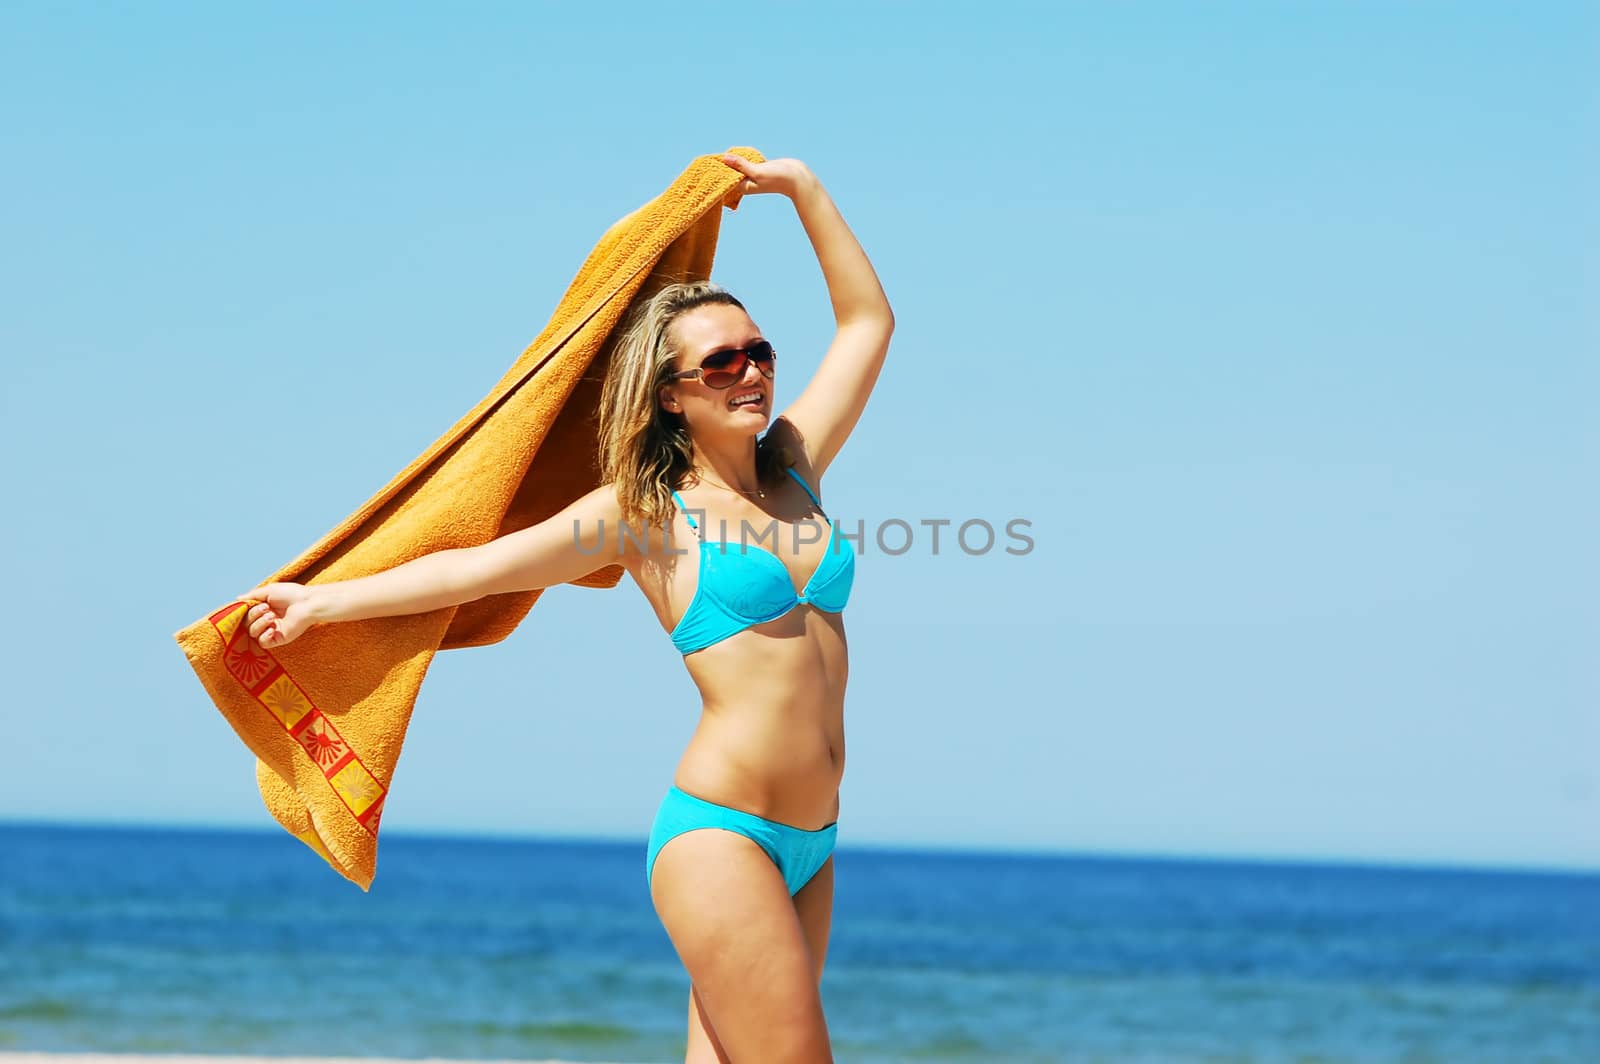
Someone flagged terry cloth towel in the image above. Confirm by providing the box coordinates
[174,147,765,890]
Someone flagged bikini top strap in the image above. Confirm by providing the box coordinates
[670,490,699,531]
[785,466,827,516]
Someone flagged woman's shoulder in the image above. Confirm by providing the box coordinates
[588,479,682,563]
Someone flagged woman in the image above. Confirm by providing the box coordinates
[241,154,892,1063]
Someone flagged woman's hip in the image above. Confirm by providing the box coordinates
[646,784,838,897]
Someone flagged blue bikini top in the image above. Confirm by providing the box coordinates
[669,466,855,655]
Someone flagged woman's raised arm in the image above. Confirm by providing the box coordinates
[721,155,895,480]
[240,484,624,648]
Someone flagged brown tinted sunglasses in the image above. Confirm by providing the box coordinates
[669,340,777,390]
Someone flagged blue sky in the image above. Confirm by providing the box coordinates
[1,2,1594,872]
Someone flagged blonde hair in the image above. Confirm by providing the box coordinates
[598,281,789,529]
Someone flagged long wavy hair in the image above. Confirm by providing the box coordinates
[598,280,790,530]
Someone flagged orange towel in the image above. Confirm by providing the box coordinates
[174,147,764,890]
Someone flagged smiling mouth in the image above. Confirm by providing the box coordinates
[728,390,765,409]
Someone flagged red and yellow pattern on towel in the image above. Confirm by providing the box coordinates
[212,601,387,834]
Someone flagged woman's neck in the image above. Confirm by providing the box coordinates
[690,434,763,494]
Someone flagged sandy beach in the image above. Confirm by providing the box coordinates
[0,1057,616,1064]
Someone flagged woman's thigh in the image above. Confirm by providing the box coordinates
[686,855,835,1061]
[651,828,832,1063]
[793,855,835,985]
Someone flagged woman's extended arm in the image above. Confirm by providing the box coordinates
[721,155,894,479]
[240,484,623,647]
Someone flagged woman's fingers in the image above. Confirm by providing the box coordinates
[246,604,273,634]
[251,616,288,647]
[721,154,765,194]
[237,583,304,646]
[248,612,274,640]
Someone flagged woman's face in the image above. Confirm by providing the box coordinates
[661,304,772,435]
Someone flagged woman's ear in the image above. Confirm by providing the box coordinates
[658,385,680,413]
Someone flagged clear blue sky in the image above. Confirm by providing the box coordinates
[2,2,1594,872]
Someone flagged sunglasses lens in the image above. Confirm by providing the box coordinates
[699,348,742,389]
[692,343,776,389]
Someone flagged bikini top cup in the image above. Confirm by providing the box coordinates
[669,466,856,655]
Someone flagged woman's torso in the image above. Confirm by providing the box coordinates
[622,465,850,830]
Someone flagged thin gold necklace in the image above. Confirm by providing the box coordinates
[695,470,766,499]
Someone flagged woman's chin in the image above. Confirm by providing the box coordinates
[727,405,770,427]
[697,411,769,440]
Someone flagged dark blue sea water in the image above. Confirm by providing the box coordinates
[0,825,1595,1063]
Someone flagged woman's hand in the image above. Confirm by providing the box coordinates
[238,582,319,649]
[721,154,817,199]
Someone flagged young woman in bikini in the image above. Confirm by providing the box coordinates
[241,153,893,1063]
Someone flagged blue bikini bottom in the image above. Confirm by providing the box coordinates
[646,785,838,897]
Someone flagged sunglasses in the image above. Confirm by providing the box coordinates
[669,340,777,390]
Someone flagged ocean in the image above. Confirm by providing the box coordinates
[0,824,1595,1063]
